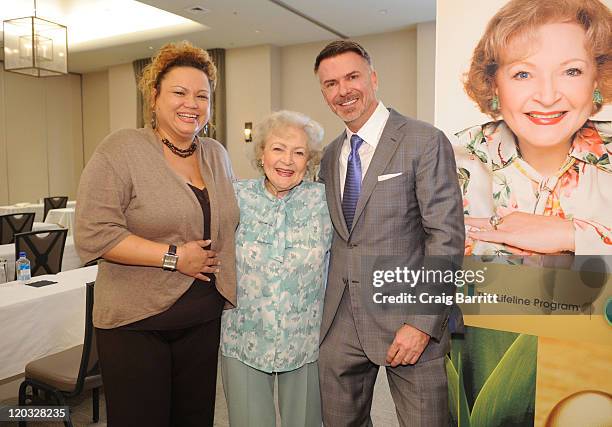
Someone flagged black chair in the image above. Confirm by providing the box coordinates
[14,229,68,279]
[43,196,68,221]
[0,213,35,244]
[18,282,102,427]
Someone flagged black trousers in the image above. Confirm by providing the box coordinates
[95,317,221,427]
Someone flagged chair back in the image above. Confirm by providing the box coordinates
[14,229,68,279]
[43,196,68,221]
[71,281,100,396]
[0,213,35,244]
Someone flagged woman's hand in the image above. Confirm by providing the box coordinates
[176,240,220,281]
[465,211,575,254]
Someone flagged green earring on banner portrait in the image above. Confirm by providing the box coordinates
[593,88,603,105]
[490,96,500,111]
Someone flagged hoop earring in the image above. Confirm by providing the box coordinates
[490,96,500,111]
[593,88,603,105]
[150,111,157,129]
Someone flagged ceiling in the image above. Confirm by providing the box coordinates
[1,0,435,74]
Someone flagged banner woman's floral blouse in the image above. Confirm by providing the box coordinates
[453,120,612,255]
[221,178,332,373]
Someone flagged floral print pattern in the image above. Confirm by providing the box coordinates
[453,120,612,255]
[221,179,332,373]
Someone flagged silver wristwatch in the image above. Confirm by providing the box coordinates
[162,245,178,271]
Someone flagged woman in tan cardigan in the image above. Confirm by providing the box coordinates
[75,41,238,427]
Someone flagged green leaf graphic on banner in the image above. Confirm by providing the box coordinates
[446,353,472,427]
[469,334,537,427]
[446,355,459,426]
[451,334,464,369]
[463,327,517,407]
[458,357,472,427]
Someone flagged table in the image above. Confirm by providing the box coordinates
[0,201,76,222]
[0,265,98,379]
[0,236,81,282]
[44,207,75,235]
[33,222,62,232]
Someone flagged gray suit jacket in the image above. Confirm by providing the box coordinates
[319,109,464,365]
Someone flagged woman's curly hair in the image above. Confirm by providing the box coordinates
[464,0,611,118]
[138,41,217,127]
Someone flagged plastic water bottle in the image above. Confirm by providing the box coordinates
[16,252,31,282]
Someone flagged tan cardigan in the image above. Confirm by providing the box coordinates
[75,127,239,329]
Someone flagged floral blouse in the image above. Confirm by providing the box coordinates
[453,120,612,256]
[220,179,332,373]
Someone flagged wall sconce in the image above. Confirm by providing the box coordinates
[244,122,253,142]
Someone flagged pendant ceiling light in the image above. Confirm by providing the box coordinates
[3,0,68,77]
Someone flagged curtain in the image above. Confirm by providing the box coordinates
[133,58,151,128]
[206,48,226,146]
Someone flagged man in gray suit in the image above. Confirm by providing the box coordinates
[314,40,464,426]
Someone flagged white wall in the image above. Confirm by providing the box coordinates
[45,75,84,199]
[0,60,136,207]
[109,63,138,132]
[435,0,612,137]
[0,68,83,204]
[417,21,436,124]
[225,45,281,179]
[81,63,137,165]
[82,70,110,164]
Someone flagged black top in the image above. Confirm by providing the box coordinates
[122,185,224,330]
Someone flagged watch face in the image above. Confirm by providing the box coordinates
[162,253,178,271]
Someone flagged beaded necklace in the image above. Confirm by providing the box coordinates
[161,136,198,158]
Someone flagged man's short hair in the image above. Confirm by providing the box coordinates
[314,40,372,73]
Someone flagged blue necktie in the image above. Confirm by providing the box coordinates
[342,134,364,230]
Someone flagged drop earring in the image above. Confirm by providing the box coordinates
[150,111,157,129]
[593,88,603,105]
[490,96,500,111]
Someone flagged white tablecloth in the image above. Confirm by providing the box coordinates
[0,201,76,222]
[33,222,62,232]
[44,207,75,235]
[0,236,81,282]
[0,265,97,379]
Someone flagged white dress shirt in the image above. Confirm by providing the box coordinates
[339,101,390,198]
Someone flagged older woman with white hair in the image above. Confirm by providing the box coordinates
[457,0,611,256]
[220,110,332,427]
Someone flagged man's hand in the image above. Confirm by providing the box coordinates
[385,324,430,367]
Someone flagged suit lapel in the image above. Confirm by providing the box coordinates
[328,132,350,240]
[352,110,405,230]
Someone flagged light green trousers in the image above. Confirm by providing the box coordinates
[221,355,322,427]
